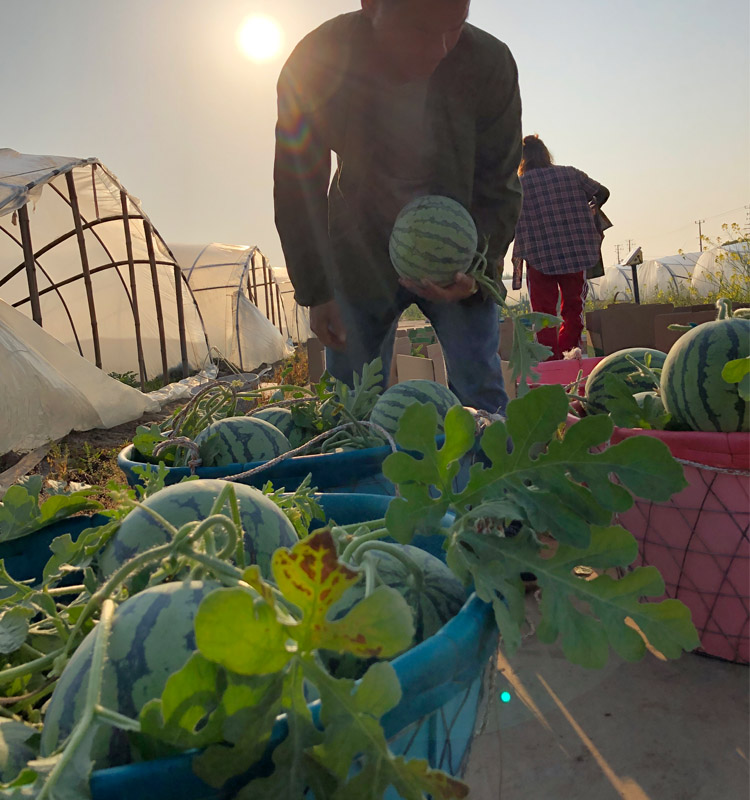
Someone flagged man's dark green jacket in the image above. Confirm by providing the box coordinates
[274,11,522,307]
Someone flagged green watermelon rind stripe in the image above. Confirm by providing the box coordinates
[397,196,476,234]
[663,320,748,432]
[585,350,666,413]
[392,213,477,247]
[100,481,297,577]
[371,383,460,431]
[389,196,478,281]
[202,418,290,465]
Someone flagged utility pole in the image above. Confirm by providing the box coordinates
[614,244,623,263]
[694,219,705,252]
[625,239,634,252]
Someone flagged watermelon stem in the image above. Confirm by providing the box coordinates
[340,527,389,562]
[93,705,141,732]
[348,541,425,595]
[36,599,119,800]
[0,648,61,688]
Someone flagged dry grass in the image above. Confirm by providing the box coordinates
[271,347,310,387]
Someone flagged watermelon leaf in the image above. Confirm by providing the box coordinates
[387,385,686,547]
[0,480,101,545]
[0,608,34,655]
[0,720,39,784]
[138,532,443,798]
[508,312,559,396]
[306,659,468,799]
[272,530,414,657]
[132,423,172,463]
[383,383,697,664]
[195,587,291,676]
[602,374,671,430]
[722,355,750,401]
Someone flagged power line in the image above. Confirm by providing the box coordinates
[694,219,706,252]
[662,205,747,237]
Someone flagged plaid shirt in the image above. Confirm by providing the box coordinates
[512,165,603,275]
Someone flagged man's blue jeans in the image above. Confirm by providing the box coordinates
[325,287,509,415]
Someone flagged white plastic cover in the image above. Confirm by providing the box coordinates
[169,242,304,369]
[595,265,636,302]
[0,298,159,454]
[637,252,700,300]
[691,242,750,296]
[0,149,209,379]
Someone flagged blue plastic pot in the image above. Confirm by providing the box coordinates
[0,513,111,584]
[7,495,496,799]
[117,443,397,495]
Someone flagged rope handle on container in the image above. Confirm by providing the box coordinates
[673,457,749,477]
[151,421,398,481]
[224,421,398,483]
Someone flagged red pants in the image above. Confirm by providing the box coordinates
[526,264,588,360]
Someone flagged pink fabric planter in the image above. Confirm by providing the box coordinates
[611,426,749,664]
[527,356,604,394]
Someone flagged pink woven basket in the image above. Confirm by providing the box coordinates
[611,426,749,664]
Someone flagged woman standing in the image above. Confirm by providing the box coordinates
[512,135,610,359]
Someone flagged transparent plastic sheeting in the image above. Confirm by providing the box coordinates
[169,242,309,361]
[0,298,158,454]
[0,150,209,379]
[144,364,219,407]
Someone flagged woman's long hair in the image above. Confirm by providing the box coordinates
[518,134,553,175]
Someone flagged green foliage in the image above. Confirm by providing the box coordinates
[723,356,750,401]
[0,477,101,544]
[382,387,698,666]
[509,313,560,395]
[602,375,671,430]
[140,532,465,798]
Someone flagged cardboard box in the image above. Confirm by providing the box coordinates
[653,303,750,353]
[653,310,717,353]
[426,343,448,386]
[585,303,673,355]
[498,318,514,361]
[388,335,412,387]
[395,353,436,382]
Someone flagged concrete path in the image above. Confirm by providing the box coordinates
[464,600,749,799]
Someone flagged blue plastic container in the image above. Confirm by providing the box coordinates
[117,443,397,495]
[6,495,496,799]
[0,513,111,584]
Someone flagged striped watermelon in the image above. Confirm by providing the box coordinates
[251,407,296,439]
[389,195,478,286]
[97,479,297,581]
[40,580,215,768]
[584,348,667,415]
[661,317,750,432]
[369,380,460,436]
[632,391,666,415]
[195,416,291,467]
[251,407,307,449]
[323,545,466,679]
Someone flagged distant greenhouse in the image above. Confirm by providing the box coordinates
[0,149,210,386]
[168,242,312,372]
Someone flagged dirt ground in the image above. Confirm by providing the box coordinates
[0,349,311,504]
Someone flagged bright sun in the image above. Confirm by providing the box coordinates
[236,14,283,63]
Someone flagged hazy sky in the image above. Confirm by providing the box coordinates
[3,0,748,272]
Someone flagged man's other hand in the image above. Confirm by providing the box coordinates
[399,271,477,303]
[309,299,347,350]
